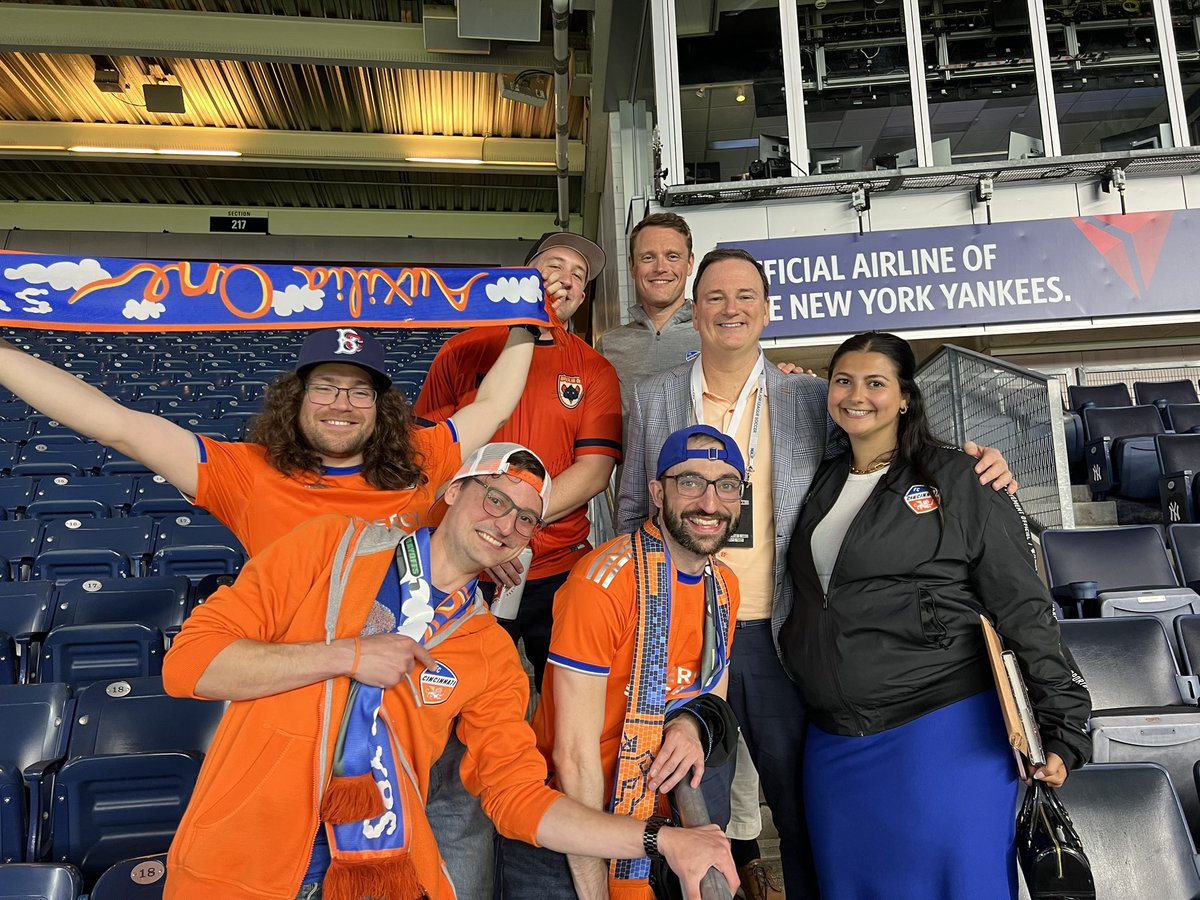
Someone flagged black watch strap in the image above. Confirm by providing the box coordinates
[643,818,668,859]
[509,323,541,337]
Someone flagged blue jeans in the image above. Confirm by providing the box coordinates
[493,832,576,898]
[428,730,495,897]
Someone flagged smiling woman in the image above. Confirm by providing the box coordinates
[781,331,1092,900]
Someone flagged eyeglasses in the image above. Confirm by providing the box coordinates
[661,473,746,501]
[466,477,545,537]
[305,383,378,408]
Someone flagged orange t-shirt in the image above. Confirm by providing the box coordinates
[531,533,739,803]
[193,422,459,555]
[414,328,622,579]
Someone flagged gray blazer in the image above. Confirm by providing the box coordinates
[616,361,843,655]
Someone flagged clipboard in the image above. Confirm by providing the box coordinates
[980,614,1046,772]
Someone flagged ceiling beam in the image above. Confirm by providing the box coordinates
[0,4,561,72]
[0,122,586,175]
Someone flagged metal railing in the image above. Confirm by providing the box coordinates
[1077,362,1200,398]
[917,345,1074,531]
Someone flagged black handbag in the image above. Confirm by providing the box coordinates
[1016,780,1096,899]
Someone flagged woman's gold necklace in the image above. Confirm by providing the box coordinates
[849,451,896,475]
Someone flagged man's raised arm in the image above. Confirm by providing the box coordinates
[446,327,536,457]
[0,339,201,495]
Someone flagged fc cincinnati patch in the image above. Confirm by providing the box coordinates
[904,484,939,514]
[419,661,458,705]
[557,373,584,409]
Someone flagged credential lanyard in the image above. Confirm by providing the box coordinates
[689,354,766,478]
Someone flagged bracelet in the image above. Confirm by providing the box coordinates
[508,323,541,338]
[643,818,669,859]
[349,636,362,679]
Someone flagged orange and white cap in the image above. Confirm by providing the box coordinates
[446,442,552,507]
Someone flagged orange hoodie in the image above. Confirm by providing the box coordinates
[162,514,559,899]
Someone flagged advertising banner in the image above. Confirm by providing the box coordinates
[719,210,1195,339]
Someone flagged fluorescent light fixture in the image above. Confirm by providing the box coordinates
[69,146,156,154]
[709,138,758,150]
[0,145,66,151]
[406,156,485,164]
[482,160,555,167]
[158,149,242,157]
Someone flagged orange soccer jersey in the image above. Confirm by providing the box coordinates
[531,534,740,801]
[193,421,459,555]
[414,328,622,579]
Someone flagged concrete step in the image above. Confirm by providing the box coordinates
[1073,500,1119,527]
[1071,484,1093,502]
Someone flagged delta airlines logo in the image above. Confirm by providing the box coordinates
[904,484,939,514]
[1073,212,1172,299]
[334,328,365,356]
[419,661,458,705]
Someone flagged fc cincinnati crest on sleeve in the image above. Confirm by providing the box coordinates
[557,374,584,409]
[419,661,458,705]
[904,484,940,514]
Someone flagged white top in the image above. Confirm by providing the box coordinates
[811,468,890,594]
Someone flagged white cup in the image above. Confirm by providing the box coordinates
[491,547,533,620]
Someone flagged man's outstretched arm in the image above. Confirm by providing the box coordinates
[0,339,201,495]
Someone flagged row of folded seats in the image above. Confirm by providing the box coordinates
[1059,380,1200,519]
[1035,522,1200,893]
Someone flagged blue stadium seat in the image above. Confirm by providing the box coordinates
[1056,763,1200,898]
[159,400,223,419]
[0,632,13,686]
[39,624,164,692]
[51,577,189,637]
[0,521,44,581]
[1172,525,1200,595]
[0,583,55,683]
[1168,403,1200,434]
[26,418,85,443]
[162,417,231,442]
[1059,618,1196,712]
[1082,405,1165,500]
[1068,382,1131,413]
[24,501,109,526]
[0,683,71,863]
[0,422,31,443]
[32,550,128,586]
[149,547,244,587]
[0,478,37,520]
[1042,525,1190,620]
[130,477,182,506]
[99,452,153,478]
[90,854,167,900]
[1157,434,1200,524]
[1135,379,1198,408]
[12,446,105,480]
[189,573,236,614]
[40,676,222,884]
[0,401,31,421]
[128,503,215,529]
[153,520,244,557]
[0,862,81,898]
[34,477,136,518]
[39,519,155,578]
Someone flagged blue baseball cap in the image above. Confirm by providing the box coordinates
[296,327,391,390]
[656,424,746,480]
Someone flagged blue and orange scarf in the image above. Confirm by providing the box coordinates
[320,528,477,900]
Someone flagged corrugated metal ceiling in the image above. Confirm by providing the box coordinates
[0,0,590,214]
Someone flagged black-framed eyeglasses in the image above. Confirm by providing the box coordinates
[305,383,378,409]
[661,473,746,501]
[466,477,545,537]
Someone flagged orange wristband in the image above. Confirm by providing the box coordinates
[350,636,362,679]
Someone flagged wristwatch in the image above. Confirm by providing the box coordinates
[508,323,542,337]
[643,818,669,859]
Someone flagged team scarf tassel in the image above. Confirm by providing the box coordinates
[320,527,477,900]
[607,520,732,900]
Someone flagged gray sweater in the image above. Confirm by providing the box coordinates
[595,302,700,416]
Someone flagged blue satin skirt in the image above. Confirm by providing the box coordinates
[803,690,1020,900]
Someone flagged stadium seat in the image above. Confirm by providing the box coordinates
[1068,382,1131,413]
[0,478,37,520]
[0,521,44,581]
[1135,378,1198,410]
[90,854,167,899]
[0,401,31,421]
[1158,434,1200,524]
[24,501,108,527]
[1059,618,1196,711]
[128,500,214,525]
[39,677,222,884]
[0,683,71,863]
[1173,526,1200,594]
[1091,711,1200,847]
[39,518,155,578]
[1169,403,1200,435]
[39,624,164,692]
[50,577,189,637]
[0,422,31,443]
[1056,763,1200,899]
[0,862,82,898]
[153,519,245,557]
[159,400,223,419]
[99,452,153,477]
[1041,525,1191,619]
[33,476,136,517]
[0,583,55,683]
[190,573,236,613]
[149,546,244,587]
[0,632,13,686]
[26,418,84,443]
[12,446,105,480]
[1081,405,1165,500]
[31,550,127,586]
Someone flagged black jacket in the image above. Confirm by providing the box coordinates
[782,447,1092,770]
